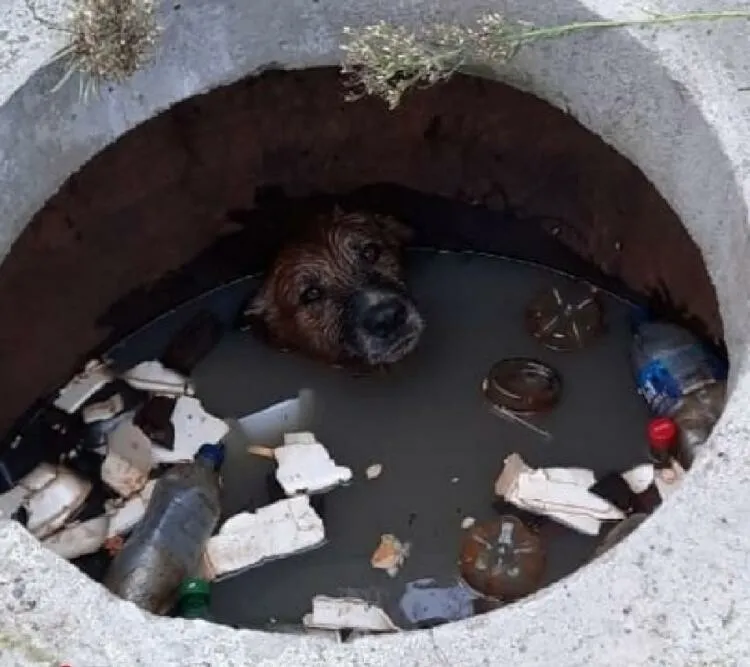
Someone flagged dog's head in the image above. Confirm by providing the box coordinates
[244,207,424,366]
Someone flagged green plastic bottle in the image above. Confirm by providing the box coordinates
[177,577,212,620]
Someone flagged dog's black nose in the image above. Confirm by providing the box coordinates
[362,299,408,338]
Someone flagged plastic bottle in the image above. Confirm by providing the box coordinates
[103,443,224,615]
[630,313,727,465]
[176,577,212,620]
[670,381,727,468]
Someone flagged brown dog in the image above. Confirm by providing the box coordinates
[242,207,424,367]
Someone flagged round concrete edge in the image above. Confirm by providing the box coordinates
[1,0,750,665]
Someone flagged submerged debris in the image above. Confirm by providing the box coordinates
[593,513,649,559]
[399,578,477,625]
[370,533,410,577]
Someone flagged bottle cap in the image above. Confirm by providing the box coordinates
[647,417,677,450]
[178,577,211,602]
[195,443,225,469]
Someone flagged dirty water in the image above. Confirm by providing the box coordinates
[79,249,652,630]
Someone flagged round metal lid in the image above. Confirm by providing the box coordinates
[482,357,562,414]
[459,516,546,602]
[525,284,605,351]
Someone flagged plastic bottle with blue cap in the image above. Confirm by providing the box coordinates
[103,443,225,615]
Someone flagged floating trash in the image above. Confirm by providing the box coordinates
[458,515,545,603]
[525,284,604,351]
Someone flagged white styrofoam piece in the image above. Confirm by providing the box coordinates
[516,471,623,535]
[0,485,29,520]
[544,467,597,488]
[274,431,352,496]
[496,453,624,536]
[101,454,151,498]
[82,394,125,424]
[121,360,194,397]
[19,463,59,492]
[101,420,154,497]
[303,596,399,632]
[106,479,156,537]
[26,467,92,539]
[236,389,315,447]
[0,463,60,520]
[621,463,656,495]
[42,480,157,560]
[202,495,325,582]
[53,360,114,414]
[365,463,383,480]
[149,396,229,464]
[42,516,109,560]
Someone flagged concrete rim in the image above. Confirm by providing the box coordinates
[1,0,749,665]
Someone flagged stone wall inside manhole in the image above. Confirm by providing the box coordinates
[0,67,726,630]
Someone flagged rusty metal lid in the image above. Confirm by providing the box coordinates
[459,516,546,603]
[482,358,562,414]
[525,284,604,351]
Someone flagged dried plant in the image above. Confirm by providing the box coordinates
[341,10,750,109]
[25,0,162,101]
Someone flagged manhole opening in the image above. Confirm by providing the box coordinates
[0,67,727,635]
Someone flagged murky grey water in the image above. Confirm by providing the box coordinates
[181,250,651,630]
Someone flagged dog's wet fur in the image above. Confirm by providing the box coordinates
[241,207,424,368]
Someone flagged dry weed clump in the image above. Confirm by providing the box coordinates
[341,10,750,109]
[26,0,162,100]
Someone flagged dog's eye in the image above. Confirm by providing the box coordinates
[360,242,382,264]
[299,286,324,306]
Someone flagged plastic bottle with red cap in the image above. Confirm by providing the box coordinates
[647,417,678,468]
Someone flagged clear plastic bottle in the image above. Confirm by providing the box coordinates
[103,443,224,615]
[630,314,727,467]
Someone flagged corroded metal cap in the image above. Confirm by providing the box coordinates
[459,516,546,603]
[482,358,562,414]
[525,284,604,351]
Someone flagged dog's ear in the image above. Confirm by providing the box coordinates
[373,214,413,247]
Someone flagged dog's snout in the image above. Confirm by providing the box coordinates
[362,299,408,338]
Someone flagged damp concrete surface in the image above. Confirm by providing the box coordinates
[92,250,653,630]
